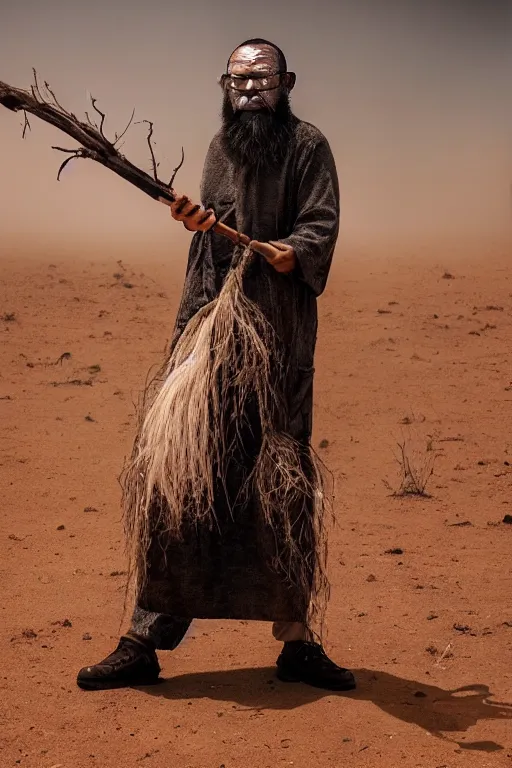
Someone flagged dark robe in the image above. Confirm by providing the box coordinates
[137,118,340,623]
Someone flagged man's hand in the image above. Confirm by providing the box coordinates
[170,194,216,232]
[249,240,297,274]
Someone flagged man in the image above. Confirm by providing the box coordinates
[77,38,355,692]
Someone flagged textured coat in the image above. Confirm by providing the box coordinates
[137,118,340,623]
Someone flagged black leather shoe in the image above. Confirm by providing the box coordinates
[276,641,356,691]
[77,635,161,690]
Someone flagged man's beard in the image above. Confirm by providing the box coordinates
[220,90,295,171]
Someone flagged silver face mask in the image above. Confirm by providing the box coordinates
[221,44,287,112]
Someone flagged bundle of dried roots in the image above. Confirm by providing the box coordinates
[122,247,332,639]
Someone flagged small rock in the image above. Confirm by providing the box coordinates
[22,629,37,639]
[56,525,65,531]
[427,613,439,621]
[82,632,92,641]
[319,439,329,449]
[367,574,377,582]
[385,547,403,555]
[453,623,470,633]
[84,506,98,513]
[503,514,512,525]
[413,691,427,698]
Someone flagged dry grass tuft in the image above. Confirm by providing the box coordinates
[384,423,440,498]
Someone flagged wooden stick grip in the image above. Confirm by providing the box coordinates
[212,221,251,247]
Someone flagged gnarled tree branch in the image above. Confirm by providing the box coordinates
[0,70,250,247]
[0,71,176,204]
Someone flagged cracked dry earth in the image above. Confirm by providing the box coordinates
[1,245,511,768]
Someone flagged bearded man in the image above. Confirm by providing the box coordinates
[77,38,356,692]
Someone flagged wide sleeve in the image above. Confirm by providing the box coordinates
[168,137,221,354]
[169,232,211,353]
[279,138,340,297]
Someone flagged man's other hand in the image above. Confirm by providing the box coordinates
[170,195,216,232]
[249,240,297,274]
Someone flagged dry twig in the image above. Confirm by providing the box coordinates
[0,70,248,246]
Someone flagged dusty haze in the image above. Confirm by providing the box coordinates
[2,4,512,764]
[0,0,511,259]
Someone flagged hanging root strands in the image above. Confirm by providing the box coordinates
[121,248,333,640]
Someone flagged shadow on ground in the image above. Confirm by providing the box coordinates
[139,666,512,753]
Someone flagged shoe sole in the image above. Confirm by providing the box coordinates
[276,670,357,692]
[77,676,162,691]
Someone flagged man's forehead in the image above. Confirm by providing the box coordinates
[228,44,280,73]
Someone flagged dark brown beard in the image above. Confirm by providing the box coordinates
[220,90,295,172]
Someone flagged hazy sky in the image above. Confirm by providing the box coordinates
[0,0,511,255]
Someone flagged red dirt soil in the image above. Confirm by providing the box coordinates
[1,246,511,768]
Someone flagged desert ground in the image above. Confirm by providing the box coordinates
[1,242,511,768]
